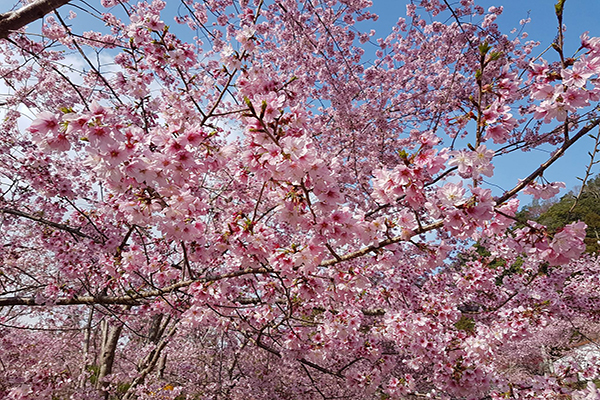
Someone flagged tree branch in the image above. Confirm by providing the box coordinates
[319,220,444,267]
[1,207,97,241]
[569,126,600,214]
[495,118,600,206]
[0,0,71,39]
[0,267,271,307]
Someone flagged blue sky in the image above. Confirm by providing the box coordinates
[480,0,600,200]
[476,1,600,202]
[365,1,600,204]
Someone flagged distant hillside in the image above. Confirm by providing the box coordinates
[518,175,600,253]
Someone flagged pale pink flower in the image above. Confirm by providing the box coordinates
[548,221,587,265]
[522,180,565,199]
[439,182,465,206]
[448,149,473,177]
[562,62,594,88]
[29,111,60,135]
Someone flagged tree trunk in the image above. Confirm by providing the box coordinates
[78,307,95,389]
[122,319,177,400]
[96,319,124,398]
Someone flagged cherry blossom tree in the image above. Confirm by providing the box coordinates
[1,0,600,398]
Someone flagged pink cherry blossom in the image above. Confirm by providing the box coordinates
[29,111,60,135]
[522,180,566,199]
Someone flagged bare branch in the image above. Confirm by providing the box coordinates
[569,126,600,214]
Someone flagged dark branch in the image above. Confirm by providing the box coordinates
[0,267,271,307]
[0,0,71,39]
[319,220,444,267]
[495,118,600,206]
[1,207,97,241]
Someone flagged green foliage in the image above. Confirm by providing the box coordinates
[86,364,99,385]
[116,382,131,394]
[454,316,476,333]
[518,174,600,253]
[495,257,524,286]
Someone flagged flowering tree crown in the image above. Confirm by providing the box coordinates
[1,0,600,398]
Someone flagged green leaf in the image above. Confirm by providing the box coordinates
[555,0,566,17]
[455,316,476,333]
[478,41,491,56]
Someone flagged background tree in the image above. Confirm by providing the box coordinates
[519,143,600,253]
[527,176,600,253]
